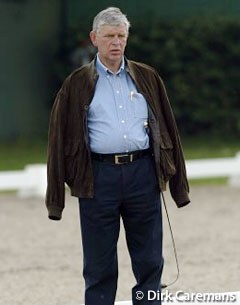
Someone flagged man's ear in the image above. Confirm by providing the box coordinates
[90,31,97,47]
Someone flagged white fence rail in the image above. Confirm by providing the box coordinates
[0,164,47,197]
[186,152,240,186]
[0,152,240,197]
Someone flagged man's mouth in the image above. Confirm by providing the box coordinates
[111,49,121,54]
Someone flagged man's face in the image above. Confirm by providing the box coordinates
[90,24,128,69]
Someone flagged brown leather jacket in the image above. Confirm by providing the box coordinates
[45,58,190,220]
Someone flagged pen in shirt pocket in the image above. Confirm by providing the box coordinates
[130,91,136,101]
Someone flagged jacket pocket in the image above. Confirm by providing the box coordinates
[64,141,79,186]
[160,135,176,182]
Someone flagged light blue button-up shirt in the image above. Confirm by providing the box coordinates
[87,55,149,154]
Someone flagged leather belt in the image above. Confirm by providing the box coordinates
[91,149,152,165]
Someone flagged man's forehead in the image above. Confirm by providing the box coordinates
[97,24,128,34]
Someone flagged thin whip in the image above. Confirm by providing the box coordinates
[161,192,180,289]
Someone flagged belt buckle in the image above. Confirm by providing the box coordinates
[114,154,133,164]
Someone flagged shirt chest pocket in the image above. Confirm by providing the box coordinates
[131,92,148,119]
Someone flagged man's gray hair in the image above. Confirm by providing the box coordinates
[92,7,131,33]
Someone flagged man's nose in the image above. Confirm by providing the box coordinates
[112,37,121,45]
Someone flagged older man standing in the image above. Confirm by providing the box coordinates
[45,7,190,305]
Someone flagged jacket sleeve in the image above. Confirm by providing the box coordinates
[45,79,69,220]
[155,72,190,207]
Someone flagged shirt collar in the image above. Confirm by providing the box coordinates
[96,53,125,75]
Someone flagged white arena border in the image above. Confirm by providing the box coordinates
[80,291,240,305]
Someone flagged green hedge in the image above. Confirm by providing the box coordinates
[126,18,240,137]
[59,17,240,137]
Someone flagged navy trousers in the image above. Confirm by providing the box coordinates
[79,155,163,305]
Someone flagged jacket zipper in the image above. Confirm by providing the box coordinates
[83,77,99,148]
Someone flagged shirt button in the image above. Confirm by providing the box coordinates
[119,105,123,109]
[121,120,125,123]
[123,135,127,139]
[116,90,120,94]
